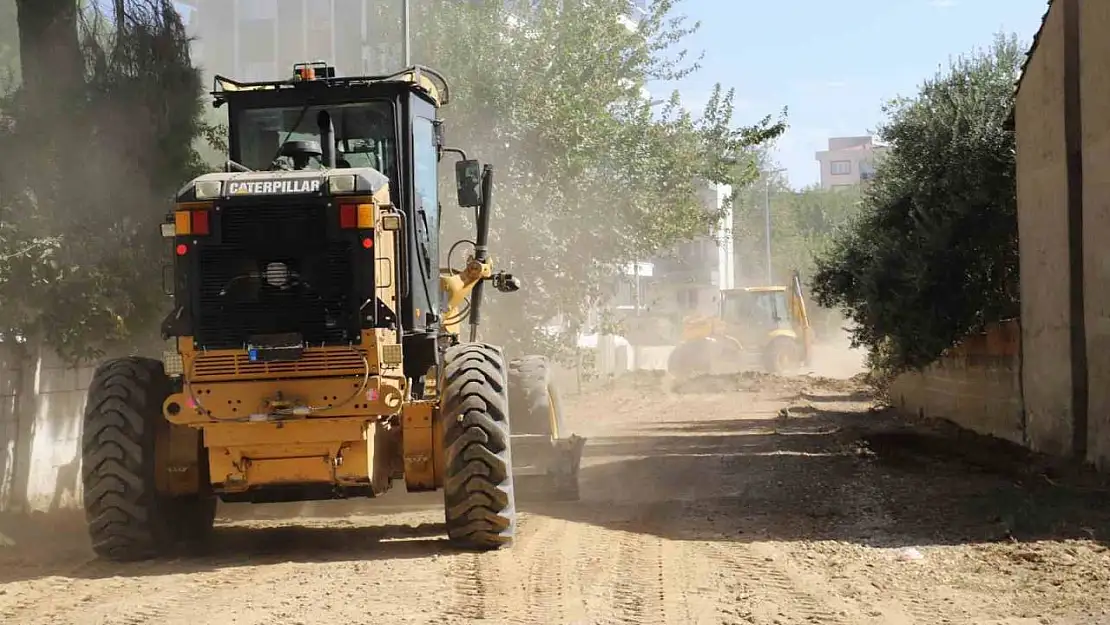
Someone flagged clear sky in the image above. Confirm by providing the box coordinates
[659,0,1049,189]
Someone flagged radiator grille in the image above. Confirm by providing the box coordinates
[191,349,367,381]
[193,202,357,350]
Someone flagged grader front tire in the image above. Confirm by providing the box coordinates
[441,343,517,550]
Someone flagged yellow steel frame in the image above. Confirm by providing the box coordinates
[157,187,456,498]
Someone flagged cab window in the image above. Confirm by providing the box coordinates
[412,116,439,240]
[235,101,395,174]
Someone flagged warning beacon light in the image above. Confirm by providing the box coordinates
[293,61,336,81]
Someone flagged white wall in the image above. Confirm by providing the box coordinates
[0,344,94,514]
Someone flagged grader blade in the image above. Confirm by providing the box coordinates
[511,433,587,502]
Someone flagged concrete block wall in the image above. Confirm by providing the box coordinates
[890,321,1026,446]
[0,344,22,511]
[0,343,94,514]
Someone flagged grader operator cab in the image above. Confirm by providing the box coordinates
[667,270,813,378]
[79,62,586,562]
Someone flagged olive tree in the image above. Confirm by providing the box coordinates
[810,34,1023,374]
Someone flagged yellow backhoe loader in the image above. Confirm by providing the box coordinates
[667,270,813,378]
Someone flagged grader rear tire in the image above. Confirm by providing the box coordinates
[507,355,566,436]
[81,357,212,561]
[441,343,516,550]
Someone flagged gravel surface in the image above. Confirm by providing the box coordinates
[2,371,1110,624]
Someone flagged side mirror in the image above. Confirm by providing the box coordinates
[433,120,445,147]
[455,159,482,207]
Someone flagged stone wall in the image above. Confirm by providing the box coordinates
[890,321,1026,446]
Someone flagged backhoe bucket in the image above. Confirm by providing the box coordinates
[511,433,587,502]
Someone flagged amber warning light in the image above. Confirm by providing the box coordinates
[292,62,336,81]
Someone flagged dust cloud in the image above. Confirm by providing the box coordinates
[806,325,867,379]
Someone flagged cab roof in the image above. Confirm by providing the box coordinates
[211,64,450,108]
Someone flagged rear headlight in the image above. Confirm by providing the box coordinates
[329,174,356,194]
[194,180,222,199]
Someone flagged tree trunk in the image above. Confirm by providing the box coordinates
[13,0,83,210]
[15,0,82,106]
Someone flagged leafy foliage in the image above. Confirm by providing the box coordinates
[369,0,786,358]
[732,173,862,285]
[728,163,863,340]
[809,34,1023,374]
[0,0,215,361]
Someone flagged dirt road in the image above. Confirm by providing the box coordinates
[4,371,1110,624]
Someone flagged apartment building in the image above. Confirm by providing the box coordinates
[814,135,888,190]
[180,0,394,81]
[182,0,649,81]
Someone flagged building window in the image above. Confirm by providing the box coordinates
[830,160,851,175]
[859,161,876,181]
[239,0,277,20]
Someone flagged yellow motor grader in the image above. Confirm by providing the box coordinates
[666,270,813,377]
[79,62,585,561]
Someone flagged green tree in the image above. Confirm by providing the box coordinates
[0,0,216,361]
[730,166,861,284]
[809,33,1023,374]
[370,0,786,357]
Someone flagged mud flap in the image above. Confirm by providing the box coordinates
[510,433,587,502]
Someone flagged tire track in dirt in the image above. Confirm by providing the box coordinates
[516,515,570,625]
[1,557,206,625]
[445,550,489,621]
[601,529,666,625]
[13,566,217,625]
[565,514,621,621]
[707,541,849,625]
[659,538,721,625]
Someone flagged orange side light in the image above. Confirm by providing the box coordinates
[174,209,210,236]
[174,211,191,236]
[339,203,374,229]
[356,204,374,229]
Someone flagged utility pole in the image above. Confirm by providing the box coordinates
[764,167,786,284]
[401,0,410,66]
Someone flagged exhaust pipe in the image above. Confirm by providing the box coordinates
[316,110,336,169]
